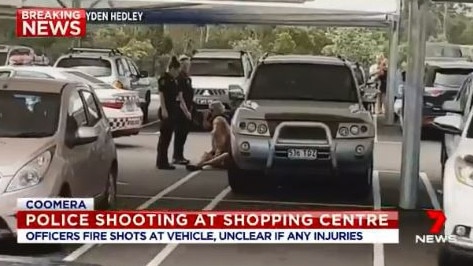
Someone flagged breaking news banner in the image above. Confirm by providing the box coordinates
[15,8,147,38]
[16,198,400,244]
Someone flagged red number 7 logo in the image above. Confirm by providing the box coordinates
[426,210,446,234]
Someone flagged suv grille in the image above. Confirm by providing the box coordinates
[267,120,339,138]
[195,89,227,96]
[278,126,328,140]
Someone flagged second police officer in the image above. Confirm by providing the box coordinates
[156,56,192,170]
[173,55,194,165]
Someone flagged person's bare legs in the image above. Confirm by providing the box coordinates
[198,153,230,168]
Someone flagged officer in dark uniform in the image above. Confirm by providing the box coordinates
[173,55,194,165]
[156,56,192,170]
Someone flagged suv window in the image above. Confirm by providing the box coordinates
[116,59,126,76]
[0,71,11,77]
[68,90,88,127]
[431,69,473,88]
[56,57,112,77]
[0,52,7,65]
[190,58,244,77]
[15,70,53,79]
[457,77,472,111]
[248,63,358,102]
[125,58,139,76]
[80,90,102,126]
[426,44,462,57]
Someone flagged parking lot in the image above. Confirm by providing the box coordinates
[0,115,447,266]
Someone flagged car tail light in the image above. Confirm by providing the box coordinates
[425,89,445,97]
[113,80,124,89]
[102,98,124,109]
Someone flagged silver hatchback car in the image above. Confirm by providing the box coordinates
[0,78,117,238]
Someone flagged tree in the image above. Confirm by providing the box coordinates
[272,31,296,54]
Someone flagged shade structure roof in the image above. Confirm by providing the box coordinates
[2,0,400,27]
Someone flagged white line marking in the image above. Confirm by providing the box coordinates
[374,114,378,143]
[62,171,202,262]
[376,141,402,145]
[419,172,441,210]
[141,120,160,128]
[159,196,385,209]
[372,170,385,266]
[140,131,161,136]
[146,187,232,266]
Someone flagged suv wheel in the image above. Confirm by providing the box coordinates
[350,159,373,198]
[142,92,151,123]
[227,164,264,194]
[99,168,117,210]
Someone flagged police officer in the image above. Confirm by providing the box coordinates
[156,56,192,170]
[173,55,194,165]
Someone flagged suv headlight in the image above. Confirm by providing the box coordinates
[454,156,473,187]
[236,119,270,136]
[5,150,53,193]
[337,123,371,138]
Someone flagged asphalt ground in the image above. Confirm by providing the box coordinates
[1,115,470,266]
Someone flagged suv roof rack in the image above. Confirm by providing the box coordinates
[68,47,123,56]
[195,49,245,54]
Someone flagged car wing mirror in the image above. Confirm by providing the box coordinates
[74,126,99,146]
[442,100,462,114]
[432,115,463,135]
[140,70,149,78]
[228,85,245,100]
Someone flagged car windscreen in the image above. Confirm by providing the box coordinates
[426,45,462,58]
[190,58,244,77]
[0,52,7,65]
[0,90,61,137]
[55,58,112,77]
[248,63,359,102]
[432,69,473,88]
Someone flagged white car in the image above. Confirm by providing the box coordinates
[0,66,143,137]
[433,111,473,265]
[190,49,254,115]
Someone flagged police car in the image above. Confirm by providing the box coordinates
[0,66,143,137]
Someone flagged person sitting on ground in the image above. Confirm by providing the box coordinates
[186,102,232,171]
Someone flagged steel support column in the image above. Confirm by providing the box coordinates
[399,0,427,209]
[385,16,400,125]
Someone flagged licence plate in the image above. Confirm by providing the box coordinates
[127,119,141,126]
[195,98,213,105]
[287,148,317,160]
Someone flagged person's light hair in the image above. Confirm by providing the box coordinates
[209,101,225,114]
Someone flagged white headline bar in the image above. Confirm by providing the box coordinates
[17,229,399,244]
[17,198,94,210]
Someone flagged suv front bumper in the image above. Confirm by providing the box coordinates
[231,121,374,176]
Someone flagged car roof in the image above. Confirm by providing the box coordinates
[0,77,74,94]
[57,53,119,59]
[261,55,346,66]
[192,49,243,59]
[0,45,34,52]
[425,60,473,69]
[0,65,81,74]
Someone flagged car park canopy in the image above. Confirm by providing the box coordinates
[2,0,399,27]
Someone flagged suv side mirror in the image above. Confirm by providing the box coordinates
[140,70,148,78]
[432,115,463,135]
[442,100,462,114]
[229,85,245,100]
[74,126,99,146]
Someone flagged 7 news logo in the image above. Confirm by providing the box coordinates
[415,210,457,244]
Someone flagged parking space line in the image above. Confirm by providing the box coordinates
[419,172,441,210]
[376,141,402,145]
[141,120,160,128]
[159,196,383,209]
[374,114,378,142]
[62,171,202,262]
[146,187,232,266]
[372,170,385,266]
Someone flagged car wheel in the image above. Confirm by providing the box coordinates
[350,159,373,198]
[142,92,151,123]
[441,141,447,182]
[100,167,117,210]
[438,246,454,266]
[227,164,264,194]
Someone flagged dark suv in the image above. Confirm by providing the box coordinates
[228,55,375,195]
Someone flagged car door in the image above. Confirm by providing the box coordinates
[63,88,96,197]
[79,89,110,197]
[445,77,471,157]
[125,58,147,100]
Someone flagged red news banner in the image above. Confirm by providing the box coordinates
[16,211,399,244]
[16,8,87,37]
